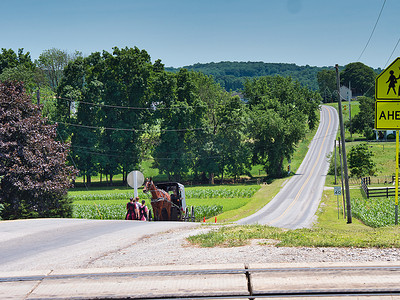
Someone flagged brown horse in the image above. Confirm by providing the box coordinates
[143,178,172,221]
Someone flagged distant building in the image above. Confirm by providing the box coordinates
[340,85,352,101]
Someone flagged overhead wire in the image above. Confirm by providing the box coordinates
[69,140,224,161]
[357,0,386,62]
[384,37,400,68]
[45,95,212,111]
[49,119,242,133]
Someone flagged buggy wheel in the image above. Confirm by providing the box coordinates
[171,206,179,221]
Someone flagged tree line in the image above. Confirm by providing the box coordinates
[2,47,378,185]
[54,47,321,184]
[0,47,321,186]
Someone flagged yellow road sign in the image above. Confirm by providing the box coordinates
[375,100,400,129]
[376,57,400,100]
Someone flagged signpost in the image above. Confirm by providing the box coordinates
[375,57,400,224]
[334,186,342,219]
[127,170,145,198]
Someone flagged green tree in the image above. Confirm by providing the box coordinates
[317,69,336,102]
[153,69,201,181]
[0,81,77,219]
[351,96,375,139]
[36,48,82,91]
[57,47,154,185]
[244,76,319,178]
[0,65,37,92]
[0,48,40,94]
[98,47,153,183]
[348,143,375,177]
[215,95,251,181]
[340,62,377,97]
[0,48,35,74]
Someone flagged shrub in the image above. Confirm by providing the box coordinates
[0,82,78,219]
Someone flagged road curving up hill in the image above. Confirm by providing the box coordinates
[237,105,339,229]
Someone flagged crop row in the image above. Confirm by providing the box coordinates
[185,187,259,199]
[351,197,396,228]
[72,203,223,221]
[70,186,259,201]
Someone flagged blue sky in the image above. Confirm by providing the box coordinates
[1,0,400,69]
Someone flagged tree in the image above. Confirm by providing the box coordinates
[317,69,336,102]
[0,81,77,219]
[56,47,157,185]
[0,48,35,74]
[340,62,376,97]
[244,76,319,178]
[215,95,251,181]
[0,65,37,93]
[0,49,40,94]
[57,56,101,185]
[36,48,82,91]
[97,47,153,183]
[351,96,375,139]
[348,144,375,178]
[153,69,200,181]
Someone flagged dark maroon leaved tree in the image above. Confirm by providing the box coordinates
[0,81,77,219]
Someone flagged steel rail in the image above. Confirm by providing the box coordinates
[2,265,400,283]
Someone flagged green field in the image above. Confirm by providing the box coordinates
[70,184,260,221]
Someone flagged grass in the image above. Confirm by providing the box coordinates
[188,104,400,248]
[209,179,286,223]
[188,187,400,248]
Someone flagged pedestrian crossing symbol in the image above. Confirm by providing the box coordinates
[376,57,400,100]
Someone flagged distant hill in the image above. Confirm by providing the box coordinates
[166,61,329,91]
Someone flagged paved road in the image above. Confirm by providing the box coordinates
[0,218,198,272]
[237,105,339,229]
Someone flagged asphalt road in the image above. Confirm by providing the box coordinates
[0,218,198,272]
[237,105,339,229]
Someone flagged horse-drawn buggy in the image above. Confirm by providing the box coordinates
[143,178,188,221]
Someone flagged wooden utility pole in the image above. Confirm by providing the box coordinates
[334,139,337,185]
[335,64,352,223]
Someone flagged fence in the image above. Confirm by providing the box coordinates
[361,177,396,198]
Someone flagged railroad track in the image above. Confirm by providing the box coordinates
[2,265,400,299]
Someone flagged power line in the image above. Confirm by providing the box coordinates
[45,96,211,111]
[384,37,400,68]
[357,0,386,62]
[50,119,243,133]
[70,145,223,160]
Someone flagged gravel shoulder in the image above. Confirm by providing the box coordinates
[86,225,400,269]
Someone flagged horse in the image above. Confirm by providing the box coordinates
[143,178,172,221]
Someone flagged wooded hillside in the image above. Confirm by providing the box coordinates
[166,61,328,91]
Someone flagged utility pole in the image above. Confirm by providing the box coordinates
[349,81,352,138]
[334,139,337,185]
[335,64,352,223]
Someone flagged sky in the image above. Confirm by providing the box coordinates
[1,0,400,69]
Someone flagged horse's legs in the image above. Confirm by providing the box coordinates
[166,203,171,221]
[158,203,163,221]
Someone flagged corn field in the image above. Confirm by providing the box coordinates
[351,197,396,227]
[72,203,223,221]
[70,185,258,220]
